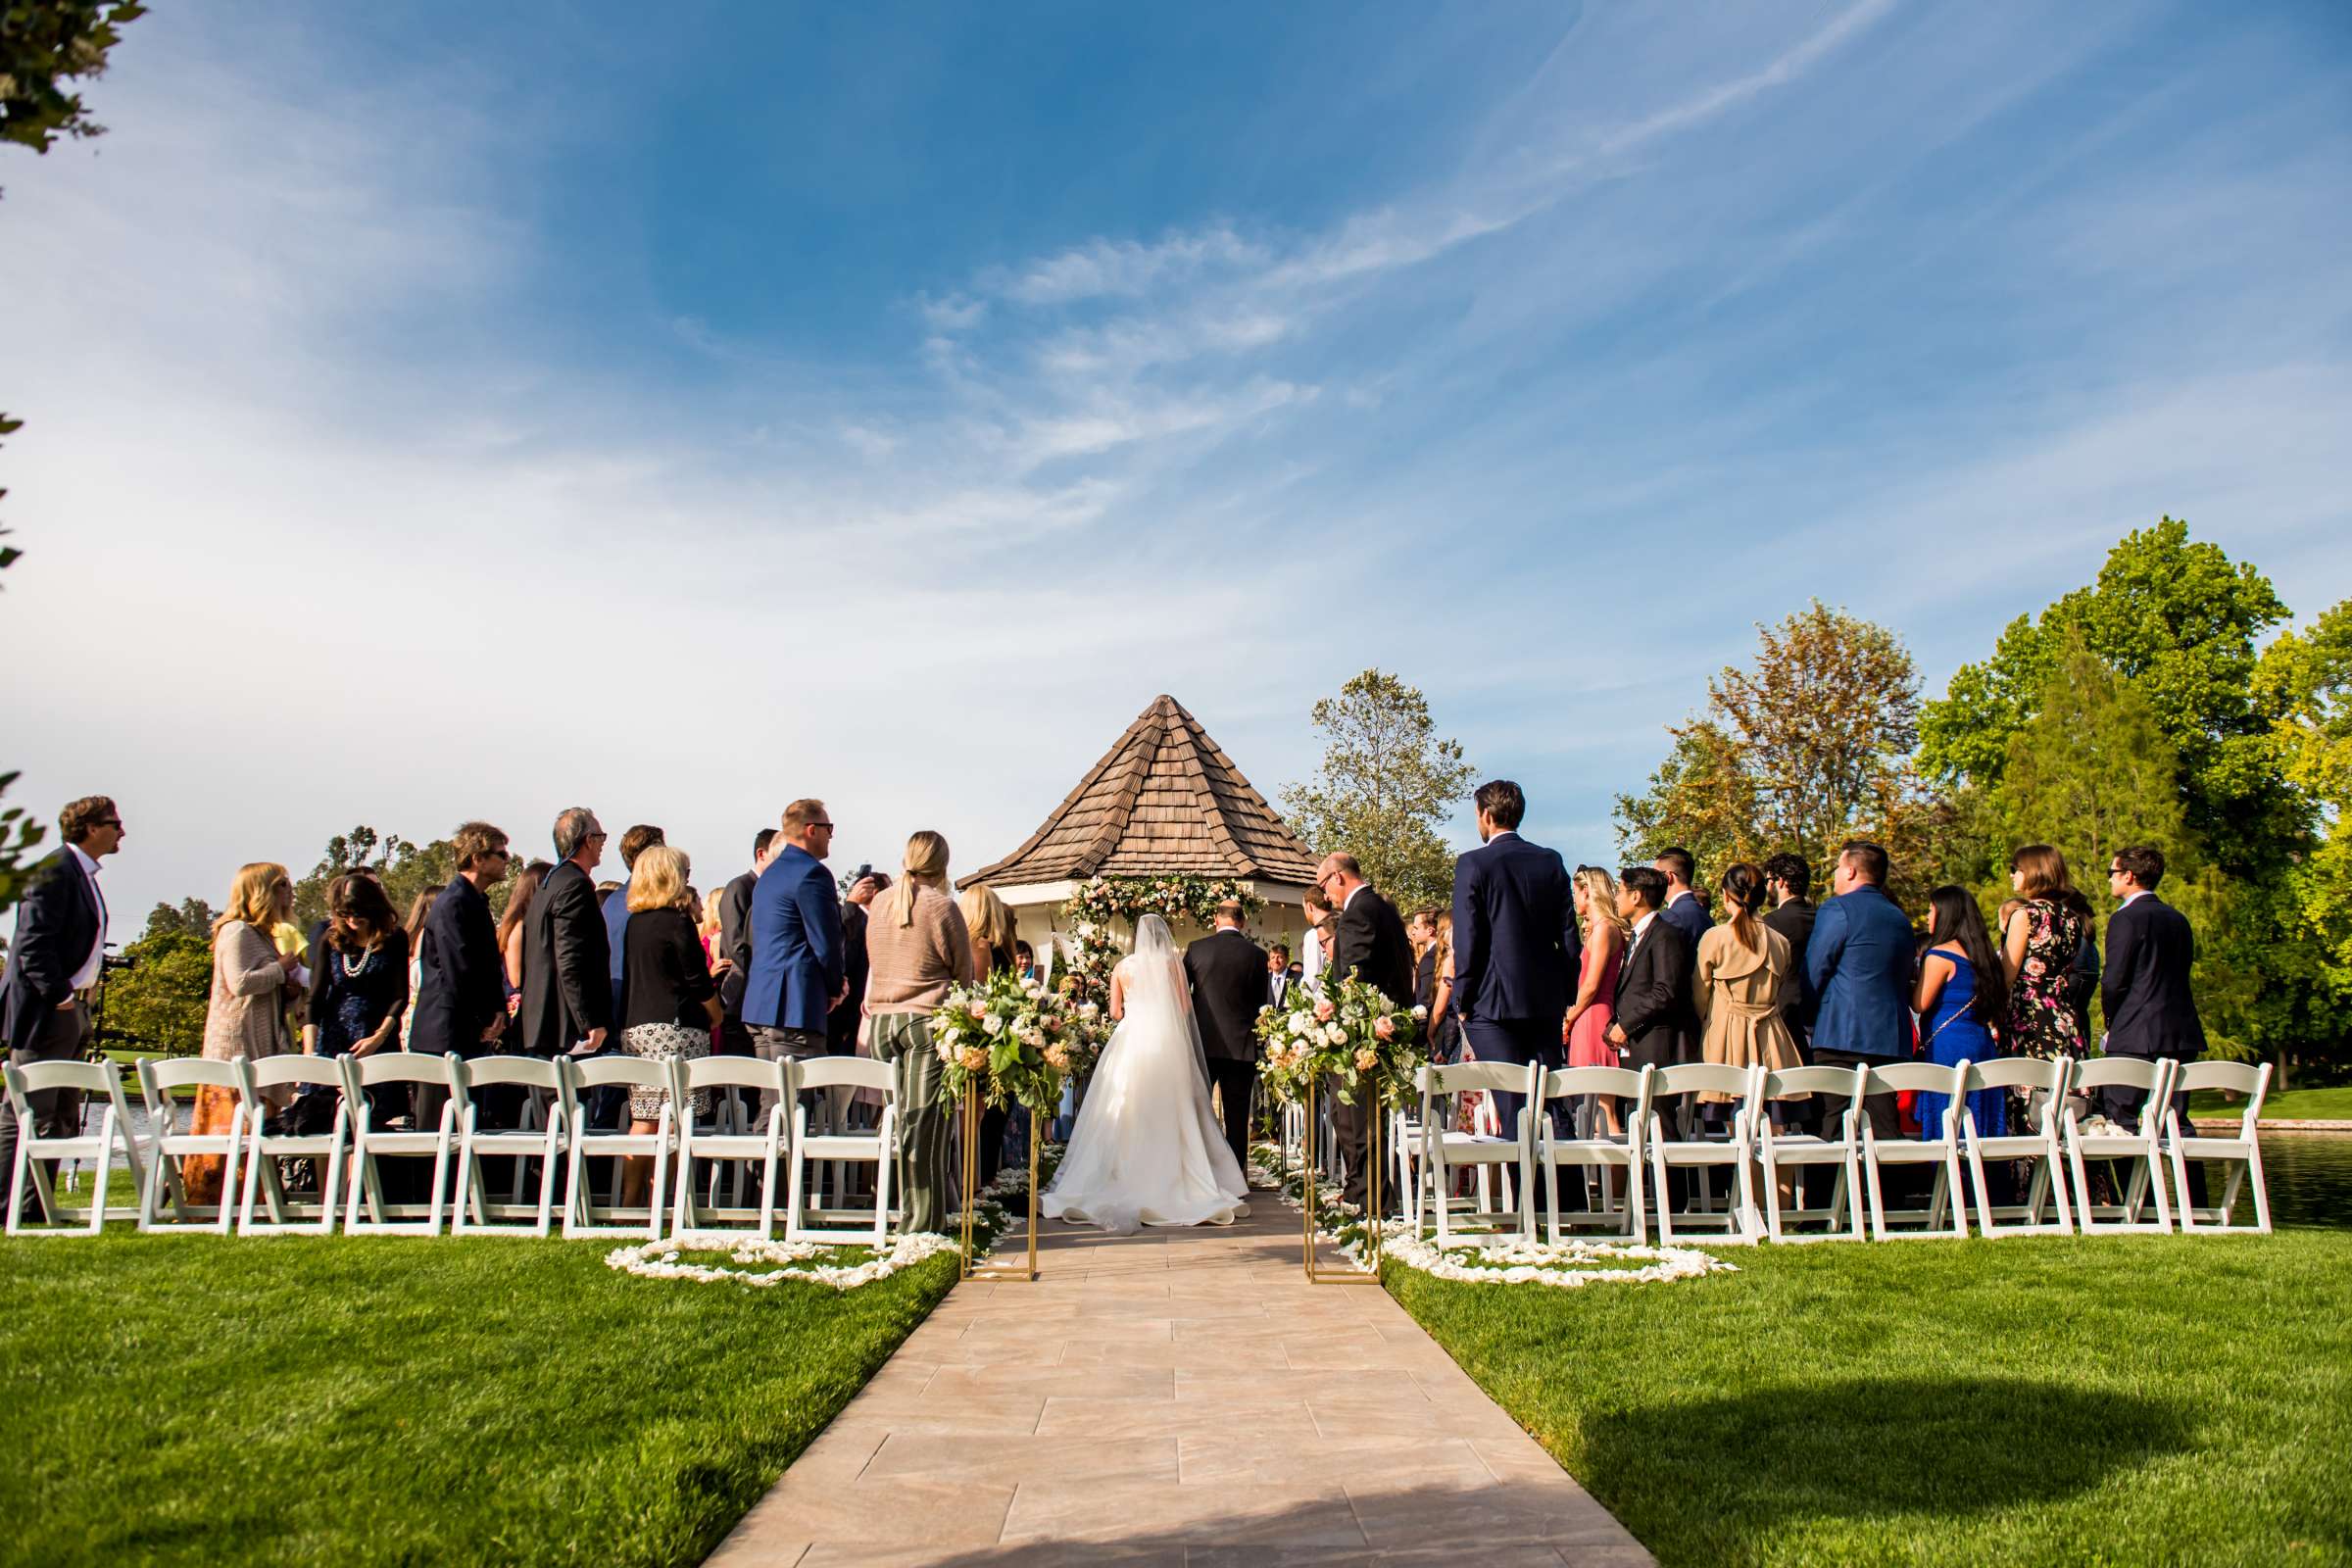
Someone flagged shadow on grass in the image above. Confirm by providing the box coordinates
[1579,1375,2193,1523]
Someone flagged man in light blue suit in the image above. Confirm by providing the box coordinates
[742,799,846,1129]
[1803,839,1916,1149]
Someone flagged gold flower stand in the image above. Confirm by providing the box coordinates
[958,1086,1041,1283]
[1300,1075,1384,1285]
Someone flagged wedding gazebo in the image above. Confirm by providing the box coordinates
[960,694,1322,960]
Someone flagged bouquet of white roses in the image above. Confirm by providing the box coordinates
[930,967,1078,1113]
[1254,969,1425,1110]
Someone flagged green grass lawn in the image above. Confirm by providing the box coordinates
[0,1228,956,1566]
[1386,1231,2352,1567]
[2191,1083,2352,1121]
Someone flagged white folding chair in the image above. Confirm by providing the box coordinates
[1754,1064,1868,1243]
[786,1057,896,1247]
[1390,1100,1428,1230]
[341,1051,462,1236]
[2166,1059,2272,1234]
[3,1059,134,1236]
[133,1057,242,1233]
[560,1055,673,1240]
[1645,1062,1762,1246]
[672,1056,788,1237]
[1961,1056,2075,1238]
[1414,1061,1540,1248]
[452,1055,565,1237]
[1860,1061,1969,1240]
[236,1055,350,1235]
[2065,1056,2178,1234]
[1530,1064,1652,1243]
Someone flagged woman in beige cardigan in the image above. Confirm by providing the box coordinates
[184,862,305,1202]
[863,831,974,1234]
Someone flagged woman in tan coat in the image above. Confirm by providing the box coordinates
[1691,861,1807,1108]
[184,862,305,1202]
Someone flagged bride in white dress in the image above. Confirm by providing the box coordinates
[1043,914,1250,1235]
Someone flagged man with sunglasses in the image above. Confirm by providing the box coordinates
[0,796,122,1221]
[743,798,847,1133]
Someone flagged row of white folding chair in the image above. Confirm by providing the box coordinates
[1407,1054,2196,1249]
[54,1049,896,1243]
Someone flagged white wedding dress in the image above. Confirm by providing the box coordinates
[1043,916,1251,1236]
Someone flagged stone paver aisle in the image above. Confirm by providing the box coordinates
[707,1199,1653,1566]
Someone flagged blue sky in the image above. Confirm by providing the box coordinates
[4,1,2349,926]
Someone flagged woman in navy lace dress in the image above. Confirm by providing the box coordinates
[304,873,411,1122]
[1911,886,2009,1142]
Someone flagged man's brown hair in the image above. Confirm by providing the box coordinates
[59,796,117,844]
[618,823,664,869]
[782,799,829,836]
[452,820,510,871]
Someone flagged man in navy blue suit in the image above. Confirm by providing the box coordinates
[1803,839,1916,1149]
[1448,780,1580,1143]
[1653,847,1713,955]
[742,798,846,1130]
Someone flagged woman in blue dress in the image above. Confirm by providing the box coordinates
[1911,886,2009,1141]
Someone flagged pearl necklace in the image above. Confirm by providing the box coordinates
[340,946,374,979]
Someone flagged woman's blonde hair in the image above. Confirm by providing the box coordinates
[695,885,722,939]
[627,843,694,913]
[1574,866,1629,938]
[958,885,1015,959]
[216,861,291,937]
[888,831,951,927]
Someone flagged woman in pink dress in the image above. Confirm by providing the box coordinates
[1563,867,1630,1142]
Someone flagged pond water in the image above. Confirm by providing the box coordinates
[78,1106,2352,1228]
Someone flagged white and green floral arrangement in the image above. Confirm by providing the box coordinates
[929,965,1077,1113]
[1255,968,1426,1111]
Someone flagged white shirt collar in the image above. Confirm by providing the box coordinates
[2122,889,2152,907]
[1633,910,1658,941]
[68,843,101,877]
[1342,883,1367,910]
[1485,830,1519,845]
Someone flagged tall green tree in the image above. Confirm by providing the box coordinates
[1280,669,1476,912]
[1920,517,2301,872]
[2259,600,2352,1010]
[1617,602,1949,905]
[1925,521,2334,1073]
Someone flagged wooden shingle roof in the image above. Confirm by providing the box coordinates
[962,695,1321,890]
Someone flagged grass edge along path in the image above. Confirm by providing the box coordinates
[1384,1229,2352,1567]
[0,1231,960,1566]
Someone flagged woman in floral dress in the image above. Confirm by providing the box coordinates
[2001,846,2090,1130]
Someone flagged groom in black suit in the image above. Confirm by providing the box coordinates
[1319,854,1416,1209]
[1184,901,1269,1180]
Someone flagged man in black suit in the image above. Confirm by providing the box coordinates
[1319,853,1415,1208]
[1607,866,1697,1071]
[1184,900,1269,1180]
[829,869,884,1054]
[2099,845,2206,1133]
[1265,945,1294,1010]
[716,828,776,1057]
[1760,853,1817,1050]
[1449,780,1580,1142]
[410,822,512,1065]
[519,808,612,1060]
[1653,846,1713,955]
[0,796,121,1220]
